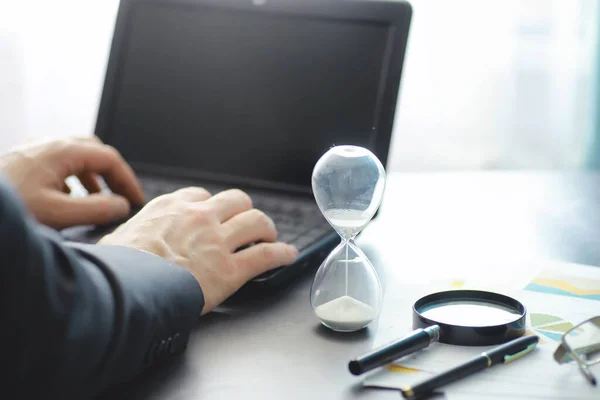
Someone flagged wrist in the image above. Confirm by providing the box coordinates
[0,153,13,175]
[0,151,28,187]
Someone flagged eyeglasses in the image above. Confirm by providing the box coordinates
[553,316,600,386]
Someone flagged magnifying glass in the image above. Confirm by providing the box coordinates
[413,290,527,346]
[348,289,527,375]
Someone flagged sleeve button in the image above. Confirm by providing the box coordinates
[169,333,182,354]
[155,340,166,358]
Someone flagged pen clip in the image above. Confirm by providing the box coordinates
[503,343,537,364]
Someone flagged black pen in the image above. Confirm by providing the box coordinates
[400,335,540,398]
[349,325,440,376]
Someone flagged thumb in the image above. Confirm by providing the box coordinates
[45,192,131,228]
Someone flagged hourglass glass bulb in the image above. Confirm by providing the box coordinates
[310,145,386,332]
[311,145,385,240]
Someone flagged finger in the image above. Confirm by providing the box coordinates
[73,135,103,144]
[62,142,144,205]
[204,189,253,222]
[234,242,299,280]
[42,191,131,229]
[77,172,102,194]
[172,186,212,202]
[221,209,277,251]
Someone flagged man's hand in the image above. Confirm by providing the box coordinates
[0,137,144,229]
[98,187,299,314]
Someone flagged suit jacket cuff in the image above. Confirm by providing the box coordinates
[64,242,204,378]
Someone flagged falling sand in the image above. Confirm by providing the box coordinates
[315,295,376,331]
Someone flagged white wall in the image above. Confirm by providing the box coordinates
[0,0,598,170]
[389,0,599,170]
[0,0,119,147]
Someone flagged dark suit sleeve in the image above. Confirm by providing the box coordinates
[0,178,204,399]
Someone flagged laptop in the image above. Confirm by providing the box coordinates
[61,0,412,289]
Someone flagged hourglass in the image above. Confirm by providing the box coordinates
[310,145,386,332]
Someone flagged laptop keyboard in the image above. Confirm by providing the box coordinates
[138,176,333,251]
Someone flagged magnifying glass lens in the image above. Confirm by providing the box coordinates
[413,290,527,346]
[420,300,523,327]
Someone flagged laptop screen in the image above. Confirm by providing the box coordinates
[107,2,393,191]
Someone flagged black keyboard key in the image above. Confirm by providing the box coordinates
[278,232,298,244]
[305,226,333,242]
[136,176,331,250]
[293,235,317,250]
[276,222,298,234]
[292,224,333,250]
[313,224,335,236]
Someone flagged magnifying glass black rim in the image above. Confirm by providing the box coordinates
[413,290,527,346]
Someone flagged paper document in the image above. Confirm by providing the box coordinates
[362,261,600,399]
[524,260,600,301]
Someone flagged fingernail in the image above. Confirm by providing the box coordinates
[112,196,130,217]
[289,245,299,257]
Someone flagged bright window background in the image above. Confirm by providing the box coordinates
[1,0,599,171]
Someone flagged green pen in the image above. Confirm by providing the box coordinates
[400,335,540,398]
